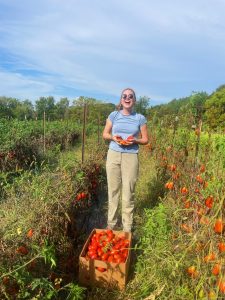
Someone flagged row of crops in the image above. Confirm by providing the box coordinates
[0,119,84,172]
[128,126,225,299]
[0,120,107,299]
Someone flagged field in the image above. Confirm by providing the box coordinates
[0,119,225,299]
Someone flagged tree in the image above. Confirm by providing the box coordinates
[55,97,69,119]
[0,97,19,119]
[188,91,208,125]
[205,86,225,130]
[70,96,115,125]
[135,96,150,116]
[35,96,56,120]
[14,100,34,120]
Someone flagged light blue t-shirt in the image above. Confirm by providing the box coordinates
[108,111,147,153]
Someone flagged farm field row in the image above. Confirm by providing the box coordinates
[0,123,225,299]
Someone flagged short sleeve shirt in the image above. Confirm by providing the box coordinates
[108,111,147,153]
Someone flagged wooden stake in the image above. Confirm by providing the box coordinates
[82,103,87,163]
[43,111,46,154]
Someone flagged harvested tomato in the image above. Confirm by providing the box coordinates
[101,253,109,261]
[107,255,114,263]
[96,267,107,272]
[97,248,104,257]
[115,136,123,141]
[85,229,130,264]
[126,135,134,141]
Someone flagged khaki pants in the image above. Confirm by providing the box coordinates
[106,149,139,232]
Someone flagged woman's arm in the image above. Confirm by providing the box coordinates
[103,119,122,143]
[135,124,149,145]
[102,119,113,141]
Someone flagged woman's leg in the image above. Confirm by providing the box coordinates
[121,153,139,232]
[106,149,122,229]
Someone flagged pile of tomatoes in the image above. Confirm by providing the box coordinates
[85,229,130,265]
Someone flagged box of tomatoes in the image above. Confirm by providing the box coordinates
[79,228,132,290]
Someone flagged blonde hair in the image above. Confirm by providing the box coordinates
[116,88,137,111]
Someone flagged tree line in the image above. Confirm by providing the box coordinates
[0,95,150,125]
[0,84,224,130]
[148,84,225,131]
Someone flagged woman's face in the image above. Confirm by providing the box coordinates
[121,89,135,109]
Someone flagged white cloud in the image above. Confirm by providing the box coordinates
[0,69,53,99]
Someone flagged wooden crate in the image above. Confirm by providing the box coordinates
[79,228,132,290]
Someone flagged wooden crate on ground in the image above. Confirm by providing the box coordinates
[79,228,132,290]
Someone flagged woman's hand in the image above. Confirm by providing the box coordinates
[126,135,136,144]
[113,135,136,145]
[113,135,124,144]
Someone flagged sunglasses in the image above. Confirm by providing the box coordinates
[122,94,134,100]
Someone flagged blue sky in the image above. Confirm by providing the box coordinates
[0,0,225,106]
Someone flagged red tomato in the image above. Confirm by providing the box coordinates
[114,243,121,250]
[97,248,104,257]
[105,236,113,242]
[99,231,106,236]
[114,253,121,260]
[90,253,98,260]
[205,196,213,209]
[212,263,221,276]
[81,192,87,199]
[122,249,128,258]
[76,193,82,201]
[218,242,225,252]
[16,246,29,255]
[204,253,216,263]
[107,255,114,263]
[214,219,224,233]
[111,237,118,244]
[114,255,123,264]
[88,250,96,257]
[124,239,130,247]
[101,253,109,261]
[110,248,117,255]
[96,267,107,272]
[181,187,188,194]
[27,229,34,238]
[106,229,113,235]
[126,135,134,141]
[217,279,225,293]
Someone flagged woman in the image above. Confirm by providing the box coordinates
[103,88,148,232]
